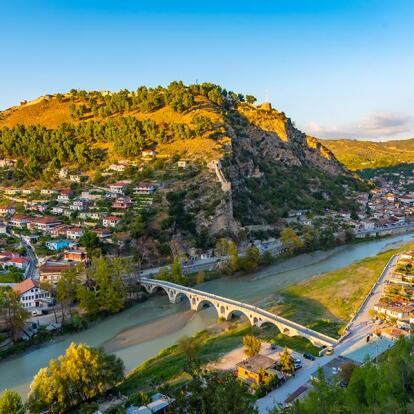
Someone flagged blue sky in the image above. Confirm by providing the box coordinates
[2,1,414,140]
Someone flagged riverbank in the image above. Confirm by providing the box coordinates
[2,232,414,398]
[273,239,414,337]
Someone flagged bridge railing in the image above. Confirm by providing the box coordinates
[141,278,337,344]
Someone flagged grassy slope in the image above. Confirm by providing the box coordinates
[118,321,320,397]
[276,240,414,336]
[321,138,414,170]
[118,325,250,395]
[0,95,225,162]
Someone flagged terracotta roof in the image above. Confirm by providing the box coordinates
[7,257,29,264]
[10,214,30,221]
[12,278,39,295]
[0,251,20,258]
[104,215,120,221]
[40,263,75,273]
[32,216,61,224]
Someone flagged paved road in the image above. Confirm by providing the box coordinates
[22,239,39,280]
[255,254,398,413]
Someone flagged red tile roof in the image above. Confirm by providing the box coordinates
[12,278,39,295]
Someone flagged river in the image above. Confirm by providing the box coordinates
[2,233,413,397]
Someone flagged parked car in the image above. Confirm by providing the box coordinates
[303,352,316,361]
[325,347,334,355]
[293,358,302,370]
[31,309,43,316]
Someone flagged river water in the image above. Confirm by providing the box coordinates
[2,233,413,396]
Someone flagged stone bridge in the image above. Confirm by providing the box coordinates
[140,278,337,347]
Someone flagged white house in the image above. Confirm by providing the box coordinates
[8,215,30,229]
[51,206,64,215]
[13,279,52,310]
[66,227,84,240]
[108,181,130,195]
[108,163,126,172]
[28,216,61,233]
[3,257,29,270]
[57,190,72,202]
[0,206,15,217]
[103,215,121,228]
[41,189,58,196]
[134,182,156,195]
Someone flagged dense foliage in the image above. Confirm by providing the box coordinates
[278,336,414,414]
[172,370,257,414]
[0,389,24,414]
[28,343,124,413]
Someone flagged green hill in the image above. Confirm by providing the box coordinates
[321,138,414,170]
[0,82,364,244]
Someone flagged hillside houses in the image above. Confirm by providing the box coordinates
[370,251,414,336]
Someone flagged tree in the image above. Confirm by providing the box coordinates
[178,335,200,373]
[0,389,24,414]
[261,250,274,265]
[339,362,356,386]
[79,230,103,257]
[28,343,124,413]
[246,95,257,104]
[227,241,239,273]
[280,227,304,255]
[1,289,29,342]
[239,246,260,272]
[172,370,258,414]
[77,285,100,315]
[215,238,229,257]
[76,257,130,315]
[55,266,81,324]
[279,347,295,374]
[195,271,206,285]
[243,335,262,357]
[170,256,186,285]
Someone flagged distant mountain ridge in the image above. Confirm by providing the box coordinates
[320,137,414,170]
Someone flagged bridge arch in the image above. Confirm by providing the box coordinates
[148,285,169,297]
[226,309,252,324]
[174,291,190,304]
[196,299,220,315]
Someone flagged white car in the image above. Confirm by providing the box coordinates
[31,309,43,316]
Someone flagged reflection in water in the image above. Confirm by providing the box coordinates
[1,233,413,396]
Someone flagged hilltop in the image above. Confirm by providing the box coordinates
[321,137,414,171]
[0,83,364,250]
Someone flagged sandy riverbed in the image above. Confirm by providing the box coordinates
[103,309,195,353]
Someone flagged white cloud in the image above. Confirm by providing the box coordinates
[306,113,414,141]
